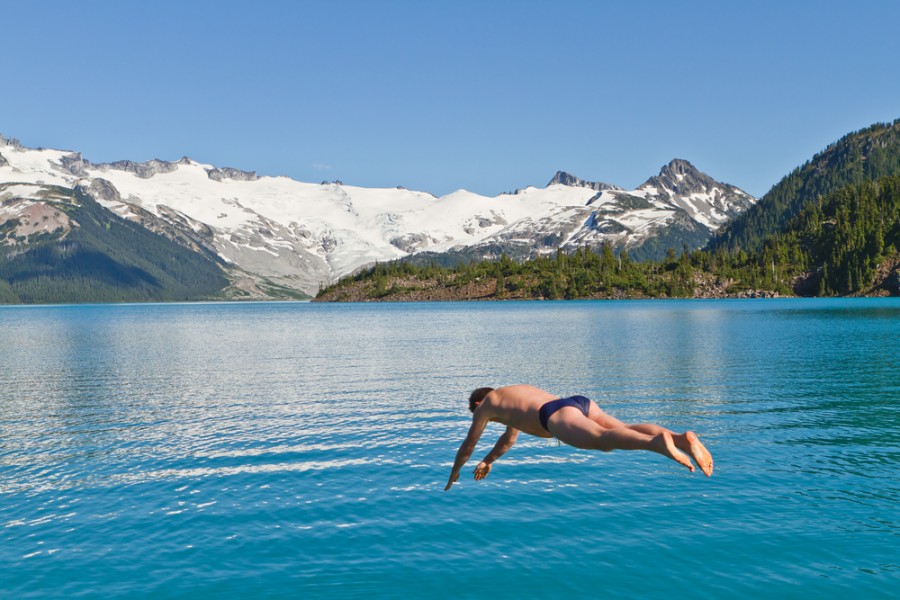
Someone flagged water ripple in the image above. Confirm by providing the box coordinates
[2,299,899,598]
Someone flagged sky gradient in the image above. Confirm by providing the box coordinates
[3,1,899,198]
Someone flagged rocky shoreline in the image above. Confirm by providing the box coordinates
[313,275,786,303]
[314,259,900,302]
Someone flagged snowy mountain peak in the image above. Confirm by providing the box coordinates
[639,159,717,196]
[0,135,758,297]
[547,170,620,192]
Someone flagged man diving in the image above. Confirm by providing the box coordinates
[445,384,714,490]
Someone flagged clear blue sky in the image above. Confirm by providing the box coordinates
[3,1,899,198]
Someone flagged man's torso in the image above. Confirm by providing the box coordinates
[481,384,559,438]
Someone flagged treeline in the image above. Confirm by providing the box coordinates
[317,176,900,301]
[318,243,785,301]
[334,245,701,300]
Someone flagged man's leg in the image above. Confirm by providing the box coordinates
[587,404,714,476]
[548,408,695,472]
[622,423,713,477]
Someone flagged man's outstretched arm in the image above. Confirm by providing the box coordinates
[473,426,519,481]
[445,414,488,490]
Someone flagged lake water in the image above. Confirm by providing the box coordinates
[1,299,898,598]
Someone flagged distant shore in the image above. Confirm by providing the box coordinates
[313,276,787,302]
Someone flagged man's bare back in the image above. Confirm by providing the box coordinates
[474,384,559,438]
[445,384,713,490]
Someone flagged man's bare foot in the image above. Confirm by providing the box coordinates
[652,432,694,472]
[684,431,714,477]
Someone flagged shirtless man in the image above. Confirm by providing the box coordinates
[445,384,713,490]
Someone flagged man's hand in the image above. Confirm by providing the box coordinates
[473,461,491,481]
[444,469,460,491]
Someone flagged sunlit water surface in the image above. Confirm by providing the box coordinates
[1,299,898,598]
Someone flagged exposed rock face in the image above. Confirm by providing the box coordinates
[54,153,205,180]
[58,153,90,177]
[391,233,437,253]
[0,185,77,246]
[884,269,900,296]
[461,212,507,235]
[76,178,121,203]
[872,256,900,296]
[206,167,258,182]
[95,158,180,179]
[548,170,621,192]
[0,153,7,168]
[641,159,721,196]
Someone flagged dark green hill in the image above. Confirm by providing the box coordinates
[708,119,900,254]
[768,175,900,296]
[0,186,228,303]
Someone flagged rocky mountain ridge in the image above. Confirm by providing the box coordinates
[0,135,756,298]
[546,170,621,192]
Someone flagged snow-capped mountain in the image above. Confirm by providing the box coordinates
[0,134,756,297]
[546,170,621,192]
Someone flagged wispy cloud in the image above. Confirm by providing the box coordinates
[312,162,332,171]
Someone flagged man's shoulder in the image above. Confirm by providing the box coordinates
[494,384,545,398]
[494,384,533,394]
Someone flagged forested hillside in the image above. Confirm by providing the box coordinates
[316,176,900,301]
[773,175,900,295]
[708,119,900,254]
[0,187,229,303]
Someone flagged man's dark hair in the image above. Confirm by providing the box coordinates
[468,387,494,412]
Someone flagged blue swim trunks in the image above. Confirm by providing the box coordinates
[538,395,592,432]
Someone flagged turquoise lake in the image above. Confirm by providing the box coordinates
[1,299,898,598]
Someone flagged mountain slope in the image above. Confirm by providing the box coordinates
[770,175,900,296]
[0,135,756,297]
[708,118,900,254]
[0,183,228,303]
[403,160,755,264]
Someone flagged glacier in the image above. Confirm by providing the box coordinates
[0,135,756,297]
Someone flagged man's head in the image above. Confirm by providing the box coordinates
[468,387,494,412]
